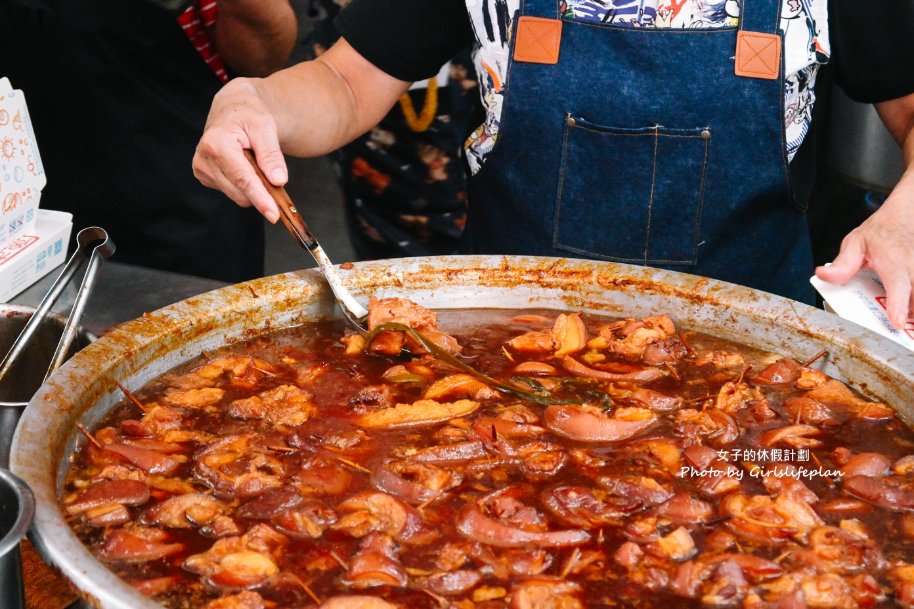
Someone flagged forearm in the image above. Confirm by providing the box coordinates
[870,93,914,225]
[194,37,411,219]
[212,0,297,77]
[815,91,914,327]
[876,92,914,168]
[246,40,410,157]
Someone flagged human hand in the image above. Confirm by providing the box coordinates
[815,173,914,329]
[193,78,286,223]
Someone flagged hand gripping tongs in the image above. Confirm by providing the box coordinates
[0,227,115,407]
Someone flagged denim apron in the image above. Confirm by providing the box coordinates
[464,0,815,303]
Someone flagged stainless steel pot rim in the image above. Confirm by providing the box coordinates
[0,467,35,558]
[9,255,914,609]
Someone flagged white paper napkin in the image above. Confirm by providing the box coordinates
[811,268,914,352]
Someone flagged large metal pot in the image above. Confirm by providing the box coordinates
[10,255,914,609]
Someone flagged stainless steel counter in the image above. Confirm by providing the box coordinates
[10,261,229,336]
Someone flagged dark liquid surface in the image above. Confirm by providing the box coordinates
[63,310,914,609]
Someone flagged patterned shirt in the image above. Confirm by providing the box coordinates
[463,0,829,173]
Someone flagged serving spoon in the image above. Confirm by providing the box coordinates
[244,150,368,331]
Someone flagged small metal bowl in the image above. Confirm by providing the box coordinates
[0,467,35,557]
[0,466,35,609]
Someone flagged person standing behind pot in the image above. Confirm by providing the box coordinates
[309,0,478,260]
[0,0,297,283]
[192,0,914,324]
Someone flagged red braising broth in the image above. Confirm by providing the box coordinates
[62,305,914,609]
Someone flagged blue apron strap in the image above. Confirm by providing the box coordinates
[740,0,783,35]
[521,0,559,20]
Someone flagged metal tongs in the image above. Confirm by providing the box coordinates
[0,227,115,404]
[244,150,368,331]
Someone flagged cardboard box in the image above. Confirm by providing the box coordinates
[0,209,72,302]
[0,80,47,245]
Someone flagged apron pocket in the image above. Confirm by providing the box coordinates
[553,116,710,265]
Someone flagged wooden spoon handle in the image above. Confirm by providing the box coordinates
[243,149,317,250]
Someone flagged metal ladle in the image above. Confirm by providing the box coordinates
[244,150,368,331]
